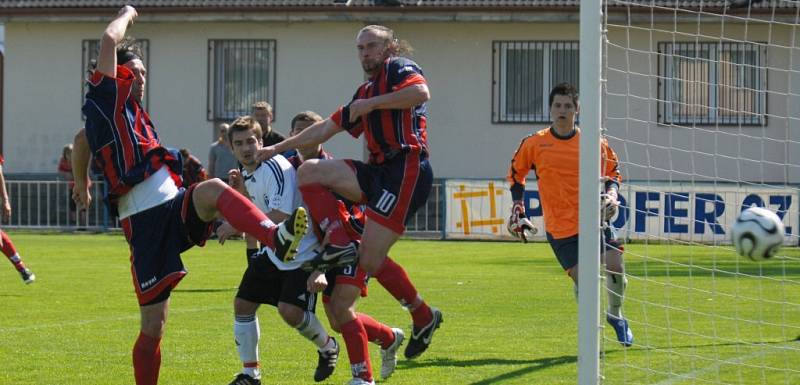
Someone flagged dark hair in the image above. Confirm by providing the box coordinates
[228,116,263,144]
[548,82,579,108]
[116,36,143,65]
[290,111,323,132]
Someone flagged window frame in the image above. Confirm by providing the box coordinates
[492,40,580,124]
[658,41,767,126]
[207,39,277,122]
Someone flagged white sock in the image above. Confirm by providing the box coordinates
[234,314,261,379]
[606,272,627,319]
[295,311,331,351]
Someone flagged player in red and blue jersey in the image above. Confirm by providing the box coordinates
[71,7,308,385]
[257,26,442,373]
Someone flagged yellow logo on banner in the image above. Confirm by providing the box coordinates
[454,182,505,235]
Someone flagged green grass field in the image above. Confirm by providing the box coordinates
[0,233,798,385]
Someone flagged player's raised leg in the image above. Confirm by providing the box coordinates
[191,178,307,261]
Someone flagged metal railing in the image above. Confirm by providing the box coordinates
[1,179,445,238]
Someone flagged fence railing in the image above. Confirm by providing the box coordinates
[2,180,445,238]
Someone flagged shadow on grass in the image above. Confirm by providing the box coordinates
[398,355,577,384]
[173,288,236,293]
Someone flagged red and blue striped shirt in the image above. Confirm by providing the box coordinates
[82,65,182,210]
[331,56,429,165]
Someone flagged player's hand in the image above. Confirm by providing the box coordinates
[227,169,246,193]
[307,270,328,293]
[348,99,374,123]
[216,221,242,245]
[507,201,537,242]
[601,189,620,221]
[72,183,92,210]
[1,200,10,221]
[256,146,278,162]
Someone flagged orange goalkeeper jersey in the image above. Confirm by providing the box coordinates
[507,127,621,240]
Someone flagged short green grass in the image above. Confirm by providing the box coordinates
[0,233,798,384]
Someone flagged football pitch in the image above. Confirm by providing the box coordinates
[1,232,798,385]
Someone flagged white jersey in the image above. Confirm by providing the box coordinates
[243,155,321,271]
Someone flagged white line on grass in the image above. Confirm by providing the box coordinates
[0,305,229,332]
[651,341,800,385]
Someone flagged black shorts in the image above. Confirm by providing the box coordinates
[322,262,369,303]
[546,227,623,271]
[121,184,213,306]
[345,152,433,235]
[236,256,317,311]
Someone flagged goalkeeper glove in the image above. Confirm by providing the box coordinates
[507,201,537,242]
[601,188,620,221]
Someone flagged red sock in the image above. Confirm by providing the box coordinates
[340,318,373,382]
[298,183,349,246]
[357,313,395,350]
[0,232,24,270]
[215,187,276,248]
[375,257,433,328]
[133,332,161,385]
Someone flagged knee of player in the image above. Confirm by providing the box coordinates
[328,299,356,324]
[359,255,384,275]
[233,297,259,315]
[277,302,304,326]
[296,160,323,185]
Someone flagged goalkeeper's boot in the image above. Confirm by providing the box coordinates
[18,268,35,284]
[273,207,308,262]
[380,328,404,379]
[404,307,443,359]
[607,314,634,347]
[301,241,359,272]
[228,373,261,385]
[314,337,339,382]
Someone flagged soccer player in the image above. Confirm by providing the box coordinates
[507,82,634,347]
[72,7,308,385]
[257,25,443,360]
[0,155,34,284]
[217,116,339,385]
[290,111,404,385]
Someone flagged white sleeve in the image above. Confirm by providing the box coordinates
[263,158,296,216]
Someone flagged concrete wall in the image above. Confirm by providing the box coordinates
[3,19,797,184]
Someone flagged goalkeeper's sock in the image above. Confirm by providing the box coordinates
[234,314,261,379]
[606,272,627,319]
[295,311,332,351]
[374,257,433,329]
[341,318,374,382]
[132,331,161,385]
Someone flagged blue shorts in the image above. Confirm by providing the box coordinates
[345,152,433,235]
[546,227,623,271]
[322,262,370,303]
[120,185,212,306]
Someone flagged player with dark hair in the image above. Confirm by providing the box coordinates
[218,116,339,385]
[507,82,633,347]
[72,7,308,385]
[257,25,443,364]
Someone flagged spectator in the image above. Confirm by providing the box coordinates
[57,143,80,224]
[208,123,238,183]
[252,101,286,146]
[179,148,208,188]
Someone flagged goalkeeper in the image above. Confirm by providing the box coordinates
[506,82,633,347]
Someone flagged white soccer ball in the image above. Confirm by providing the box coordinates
[731,206,785,261]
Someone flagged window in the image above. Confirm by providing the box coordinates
[492,41,579,123]
[208,40,276,121]
[659,42,766,126]
[81,39,150,116]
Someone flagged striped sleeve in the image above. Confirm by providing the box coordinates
[264,158,295,215]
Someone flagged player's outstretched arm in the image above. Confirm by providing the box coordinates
[348,83,429,122]
[97,5,138,78]
[256,118,342,162]
[71,129,92,209]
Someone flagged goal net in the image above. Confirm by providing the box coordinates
[591,1,800,384]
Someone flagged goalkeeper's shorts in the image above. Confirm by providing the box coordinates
[546,227,623,271]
